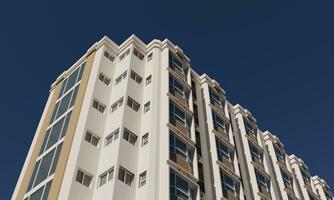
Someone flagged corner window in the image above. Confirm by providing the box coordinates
[85,131,100,147]
[111,97,124,113]
[99,167,114,187]
[130,70,142,84]
[76,169,92,187]
[104,51,115,62]
[105,128,119,146]
[133,48,144,60]
[92,99,106,114]
[127,97,140,112]
[123,128,137,145]
[118,167,134,186]
[98,73,111,86]
[115,70,127,85]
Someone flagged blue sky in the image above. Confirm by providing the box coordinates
[1,0,333,198]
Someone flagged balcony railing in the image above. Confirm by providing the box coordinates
[259,185,271,199]
[170,118,191,139]
[214,126,229,141]
[219,156,234,171]
[170,90,188,107]
[170,152,193,174]
[223,190,238,200]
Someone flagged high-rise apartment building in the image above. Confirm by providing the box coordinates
[12,35,332,200]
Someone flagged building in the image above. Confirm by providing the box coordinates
[12,35,333,200]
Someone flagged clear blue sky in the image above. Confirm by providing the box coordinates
[1,0,333,199]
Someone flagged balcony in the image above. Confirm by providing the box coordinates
[170,152,193,174]
[259,185,271,199]
[170,118,191,139]
[222,190,238,200]
[214,126,229,141]
[170,194,187,200]
[170,90,189,107]
[220,156,234,172]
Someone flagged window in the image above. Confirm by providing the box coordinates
[249,143,262,162]
[170,133,190,162]
[123,128,137,145]
[147,52,153,62]
[133,48,144,60]
[301,169,310,185]
[169,75,185,97]
[169,101,188,127]
[119,49,130,61]
[85,131,100,146]
[99,167,114,187]
[170,170,193,200]
[92,99,106,114]
[105,128,119,146]
[275,147,285,163]
[216,137,233,162]
[104,51,115,62]
[115,70,127,85]
[118,167,134,186]
[209,87,224,109]
[256,170,269,192]
[130,70,142,84]
[142,133,149,146]
[169,52,185,75]
[76,169,92,187]
[220,170,237,197]
[212,111,228,133]
[127,97,140,112]
[146,75,152,85]
[144,101,150,113]
[244,119,256,136]
[139,171,147,187]
[111,97,124,113]
[98,73,111,86]
[281,170,293,189]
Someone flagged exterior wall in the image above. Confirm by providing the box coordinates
[289,155,320,200]
[234,105,276,200]
[263,131,300,200]
[13,35,333,200]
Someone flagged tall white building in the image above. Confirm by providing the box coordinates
[12,35,333,200]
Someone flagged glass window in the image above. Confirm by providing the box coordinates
[249,143,262,162]
[76,169,92,187]
[118,167,134,186]
[34,148,56,187]
[49,143,63,175]
[212,112,228,133]
[170,133,190,162]
[127,97,140,112]
[147,52,153,61]
[64,68,79,94]
[142,133,149,146]
[46,116,65,150]
[41,180,52,200]
[123,128,137,145]
[105,128,119,146]
[92,99,106,114]
[56,90,73,119]
[221,170,236,194]
[139,171,147,187]
[146,75,152,85]
[85,131,100,146]
[29,185,44,200]
[144,101,150,113]
[170,171,192,200]
[216,137,233,162]
[133,48,144,60]
[26,160,41,192]
[130,70,142,84]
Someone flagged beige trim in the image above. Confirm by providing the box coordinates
[15,79,63,200]
[47,50,96,200]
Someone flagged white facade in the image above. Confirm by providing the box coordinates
[12,35,332,200]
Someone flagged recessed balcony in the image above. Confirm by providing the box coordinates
[170,118,191,139]
[170,152,193,174]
